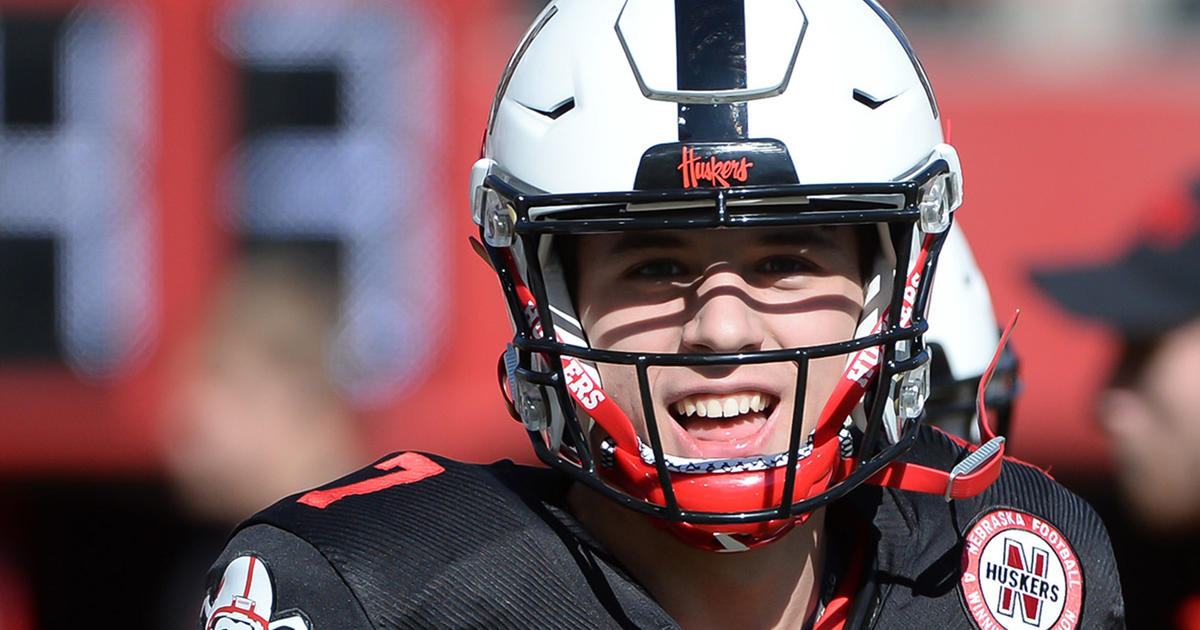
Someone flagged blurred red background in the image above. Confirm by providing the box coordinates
[0,0,1196,480]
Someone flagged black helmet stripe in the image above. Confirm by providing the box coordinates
[674,0,748,142]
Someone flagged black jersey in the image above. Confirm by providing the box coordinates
[198,427,1124,629]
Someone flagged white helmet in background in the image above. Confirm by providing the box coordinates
[926,224,1020,442]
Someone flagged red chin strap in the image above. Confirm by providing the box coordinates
[487,234,1009,552]
[608,430,843,552]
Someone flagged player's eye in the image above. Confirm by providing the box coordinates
[627,259,686,280]
[756,256,818,276]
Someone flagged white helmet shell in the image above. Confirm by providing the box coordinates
[479,0,947,194]
[928,224,1001,382]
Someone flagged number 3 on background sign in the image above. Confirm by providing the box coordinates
[217,1,446,405]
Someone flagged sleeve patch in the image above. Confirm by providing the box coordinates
[201,555,312,630]
[959,509,1084,630]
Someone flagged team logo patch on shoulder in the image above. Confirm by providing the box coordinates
[201,555,310,630]
[960,509,1083,630]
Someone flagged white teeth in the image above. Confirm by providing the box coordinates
[671,392,775,419]
[675,400,699,417]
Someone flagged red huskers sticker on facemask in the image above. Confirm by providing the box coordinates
[960,509,1084,630]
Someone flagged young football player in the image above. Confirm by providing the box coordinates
[200,2,1124,628]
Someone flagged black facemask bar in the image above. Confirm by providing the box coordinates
[483,160,951,525]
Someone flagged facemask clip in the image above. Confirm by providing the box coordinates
[479,187,516,247]
[503,344,550,431]
[918,174,953,234]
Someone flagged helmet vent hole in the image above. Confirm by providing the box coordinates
[523,97,575,120]
[852,88,896,110]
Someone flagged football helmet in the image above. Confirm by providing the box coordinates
[472,0,1004,552]
[925,224,1020,442]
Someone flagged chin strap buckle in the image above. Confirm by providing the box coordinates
[855,432,1005,501]
[945,436,1005,502]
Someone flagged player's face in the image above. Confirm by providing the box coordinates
[575,226,864,461]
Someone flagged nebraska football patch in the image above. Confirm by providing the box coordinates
[960,509,1084,630]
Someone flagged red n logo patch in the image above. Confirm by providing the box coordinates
[996,538,1051,625]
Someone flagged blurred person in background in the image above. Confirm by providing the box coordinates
[163,243,363,525]
[159,243,364,629]
[1033,177,1200,630]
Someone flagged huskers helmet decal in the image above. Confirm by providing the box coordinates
[633,140,799,190]
[201,555,310,630]
[960,509,1084,630]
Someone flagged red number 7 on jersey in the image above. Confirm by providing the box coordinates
[297,452,445,509]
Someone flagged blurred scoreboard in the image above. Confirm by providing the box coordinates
[0,0,527,473]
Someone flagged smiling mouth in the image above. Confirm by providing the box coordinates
[629,390,848,473]
[669,391,779,443]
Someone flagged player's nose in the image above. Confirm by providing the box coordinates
[680,269,765,354]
